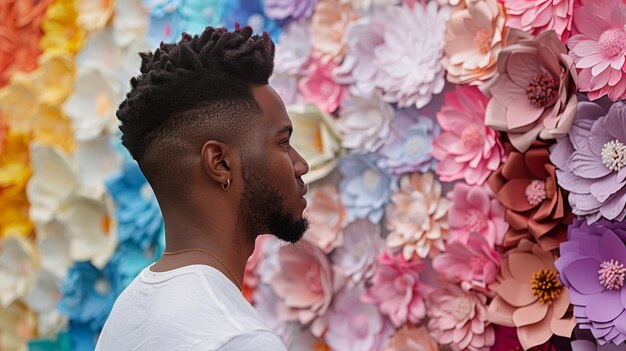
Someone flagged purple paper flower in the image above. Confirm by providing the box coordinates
[555,219,626,345]
[263,0,318,21]
[550,98,626,222]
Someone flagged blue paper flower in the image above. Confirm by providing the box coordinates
[179,0,228,35]
[67,322,97,351]
[224,0,282,41]
[109,241,163,289]
[146,11,185,48]
[339,153,394,223]
[142,0,182,18]
[106,162,164,250]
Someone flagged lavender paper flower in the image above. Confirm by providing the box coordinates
[550,98,626,222]
[340,153,394,223]
[263,0,318,21]
[378,107,439,175]
[555,219,626,345]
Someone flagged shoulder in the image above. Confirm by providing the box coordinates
[217,330,288,351]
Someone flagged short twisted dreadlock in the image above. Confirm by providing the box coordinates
[117,25,275,190]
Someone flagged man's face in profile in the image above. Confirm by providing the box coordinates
[239,85,310,243]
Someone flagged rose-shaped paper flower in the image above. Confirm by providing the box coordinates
[427,284,495,351]
[550,99,626,222]
[378,107,439,175]
[489,144,573,250]
[433,233,500,292]
[271,240,346,337]
[431,85,506,185]
[331,219,381,285]
[482,30,578,152]
[555,219,626,345]
[340,153,393,223]
[386,172,449,260]
[264,0,318,21]
[363,252,433,327]
[504,0,574,43]
[298,58,347,114]
[0,303,36,351]
[384,324,438,351]
[491,325,557,351]
[113,0,150,47]
[289,104,342,183]
[374,2,450,108]
[446,183,507,247]
[325,288,393,351]
[0,236,38,307]
[336,93,392,152]
[107,162,163,249]
[442,0,506,85]
[487,240,575,349]
[332,16,385,98]
[40,0,86,54]
[303,184,346,253]
[77,0,116,31]
[567,0,626,101]
[274,21,311,75]
[310,0,357,60]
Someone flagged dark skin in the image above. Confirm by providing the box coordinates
[150,85,309,290]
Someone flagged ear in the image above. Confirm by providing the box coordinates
[200,140,232,186]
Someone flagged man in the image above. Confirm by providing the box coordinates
[96,25,309,350]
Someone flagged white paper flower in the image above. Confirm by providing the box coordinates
[275,21,311,75]
[23,269,68,337]
[77,29,122,69]
[374,2,450,108]
[337,93,393,152]
[0,303,36,351]
[77,0,116,31]
[74,136,123,191]
[64,63,121,141]
[117,41,151,94]
[0,236,38,308]
[113,0,150,47]
[35,219,72,279]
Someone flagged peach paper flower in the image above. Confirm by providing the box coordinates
[487,239,576,350]
[442,0,507,85]
[303,184,346,253]
[482,30,579,152]
[77,0,116,31]
[310,0,358,60]
[384,325,439,351]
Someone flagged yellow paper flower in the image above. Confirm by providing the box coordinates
[0,132,31,195]
[33,105,75,153]
[0,236,39,307]
[0,302,36,351]
[77,0,117,31]
[31,52,76,105]
[40,0,86,55]
[0,192,33,239]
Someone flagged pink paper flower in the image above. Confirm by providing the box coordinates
[271,240,346,337]
[504,0,575,43]
[483,30,579,152]
[243,234,270,301]
[363,251,434,327]
[298,57,347,113]
[432,232,501,293]
[303,184,346,253]
[567,0,626,101]
[427,284,495,351]
[431,85,506,185]
[446,182,508,247]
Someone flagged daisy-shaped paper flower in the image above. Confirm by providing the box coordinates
[264,0,318,21]
[431,85,506,185]
[384,324,439,351]
[311,0,358,60]
[340,153,393,223]
[331,219,382,285]
[386,172,449,260]
[374,2,450,108]
[427,284,495,351]
[77,0,116,31]
[325,287,394,351]
[0,236,38,307]
[550,99,626,222]
[442,0,506,85]
[363,251,433,327]
[567,0,626,101]
[336,93,393,152]
[298,58,347,114]
[113,0,150,47]
[303,184,346,253]
[289,104,342,183]
[446,183,507,247]
[274,21,311,75]
[555,219,626,345]
[378,107,439,175]
[40,0,86,54]
[504,0,575,43]
[0,303,36,351]
[483,30,579,152]
[487,239,575,350]
[489,143,573,250]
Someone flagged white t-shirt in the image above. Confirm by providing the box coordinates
[95,264,288,351]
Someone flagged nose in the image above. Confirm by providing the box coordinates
[291,147,309,178]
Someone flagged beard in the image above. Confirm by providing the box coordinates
[240,158,309,244]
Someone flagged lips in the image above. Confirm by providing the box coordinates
[300,184,308,197]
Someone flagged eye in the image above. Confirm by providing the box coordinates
[280,139,291,150]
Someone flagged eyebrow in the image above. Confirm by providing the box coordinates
[276,125,293,137]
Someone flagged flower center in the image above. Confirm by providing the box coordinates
[306,264,323,293]
[598,28,626,60]
[461,126,483,150]
[601,139,626,172]
[96,92,112,117]
[349,314,370,338]
[598,259,626,290]
[362,169,381,192]
[464,209,488,233]
[474,29,493,55]
[451,297,472,321]
[531,269,562,304]
[95,278,111,295]
[526,72,559,108]
[470,256,487,276]
[405,137,425,157]
[393,274,413,292]
[525,180,547,206]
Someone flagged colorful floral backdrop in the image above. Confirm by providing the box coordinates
[2,0,626,350]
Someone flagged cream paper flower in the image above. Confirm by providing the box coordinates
[77,29,122,69]
[74,136,123,191]
[35,219,72,279]
[0,302,36,351]
[336,93,393,152]
[289,104,342,183]
[0,236,39,308]
[0,75,39,134]
[77,0,117,31]
[113,0,149,47]
[23,269,68,337]
[31,52,76,105]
